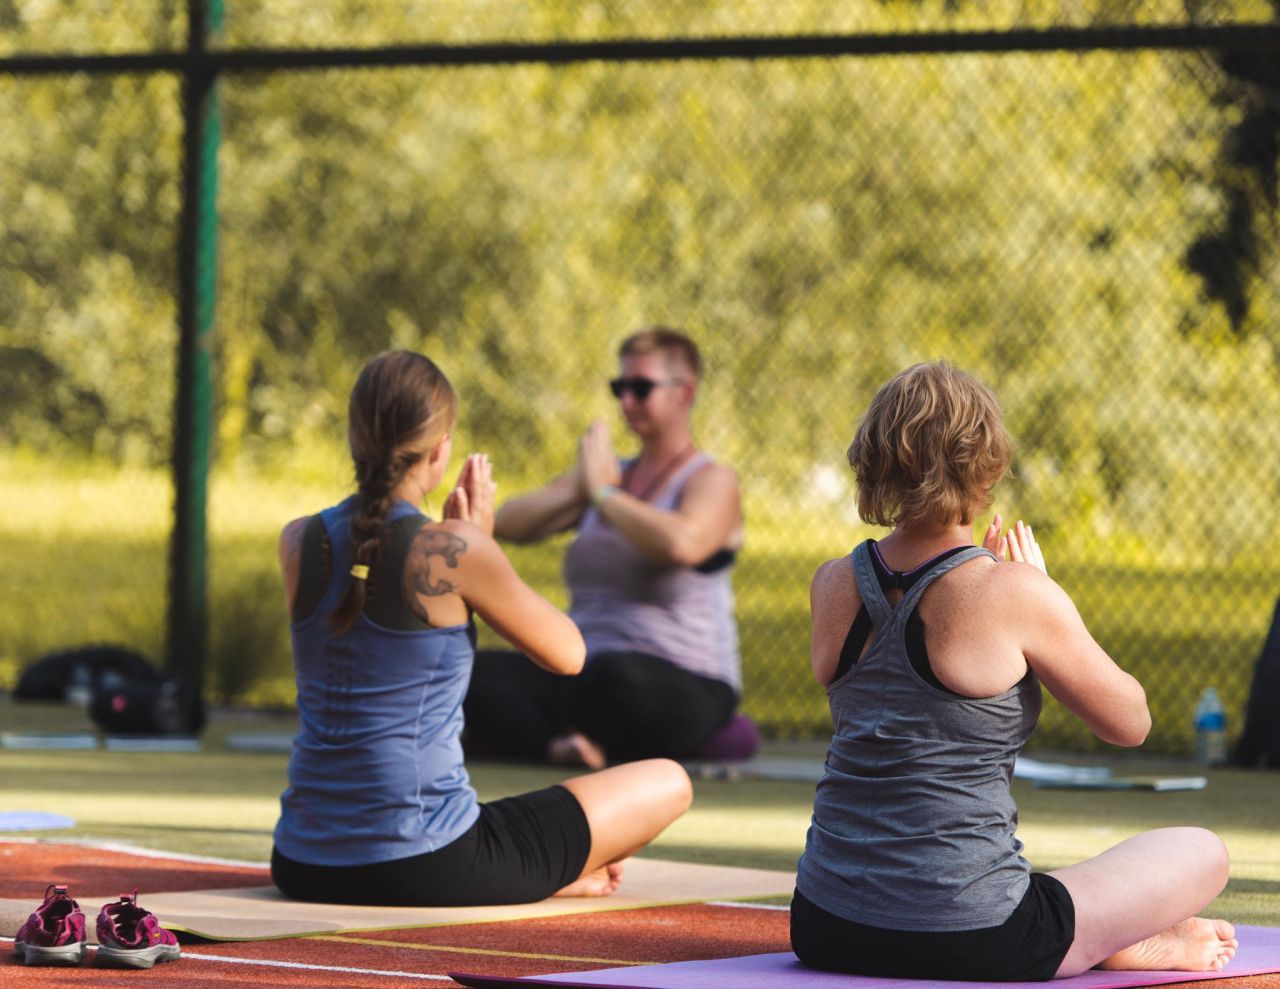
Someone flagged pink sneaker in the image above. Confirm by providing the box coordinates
[94,890,181,969]
[14,884,88,966]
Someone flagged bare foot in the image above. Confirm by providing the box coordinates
[1100,918,1238,972]
[554,861,624,898]
[548,732,606,771]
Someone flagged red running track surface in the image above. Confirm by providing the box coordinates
[1,843,1273,989]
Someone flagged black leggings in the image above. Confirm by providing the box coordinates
[463,650,737,763]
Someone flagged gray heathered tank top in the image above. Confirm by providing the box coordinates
[564,453,741,691]
[795,542,1041,932]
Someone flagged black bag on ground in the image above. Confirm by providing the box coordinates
[89,677,206,736]
[13,645,162,701]
[1233,594,1280,768]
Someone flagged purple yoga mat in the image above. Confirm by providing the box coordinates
[451,925,1280,989]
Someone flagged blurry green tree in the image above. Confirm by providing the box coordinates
[1,1,1277,741]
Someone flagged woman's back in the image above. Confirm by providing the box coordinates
[275,497,479,867]
[797,541,1041,931]
[271,349,693,911]
[793,363,1231,983]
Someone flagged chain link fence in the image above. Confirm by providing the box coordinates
[3,3,1278,754]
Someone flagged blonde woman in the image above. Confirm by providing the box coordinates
[270,351,691,906]
[792,362,1235,981]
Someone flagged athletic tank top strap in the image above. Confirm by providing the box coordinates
[800,537,1037,932]
[835,542,982,686]
[664,451,712,495]
[893,544,997,624]
[869,540,971,592]
[850,541,894,628]
[278,495,480,867]
[306,497,433,628]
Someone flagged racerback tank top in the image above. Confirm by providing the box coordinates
[795,542,1041,931]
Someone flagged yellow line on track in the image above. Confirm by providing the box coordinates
[313,934,648,966]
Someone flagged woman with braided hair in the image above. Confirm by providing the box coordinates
[270,350,691,906]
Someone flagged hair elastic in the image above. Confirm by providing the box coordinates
[349,564,370,581]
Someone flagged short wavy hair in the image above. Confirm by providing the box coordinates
[848,362,1011,527]
[618,326,702,379]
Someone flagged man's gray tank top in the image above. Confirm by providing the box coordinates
[795,542,1042,932]
[563,453,741,691]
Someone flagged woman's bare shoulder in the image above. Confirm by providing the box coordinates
[971,555,1056,594]
[952,554,1069,621]
[811,553,856,604]
[280,514,312,540]
[278,515,313,563]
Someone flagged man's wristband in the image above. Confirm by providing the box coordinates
[591,484,619,508]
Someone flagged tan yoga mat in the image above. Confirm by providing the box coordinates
[0,858,794,942]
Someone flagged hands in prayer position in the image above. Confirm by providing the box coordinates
[981,513,1046,574]
[444,453,497,535]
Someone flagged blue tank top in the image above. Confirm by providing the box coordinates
[796,543,1041,931]
[273,497,480,867]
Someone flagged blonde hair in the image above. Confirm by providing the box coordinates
[618,326,702,379]
[330,351,457,635]
[848,362,1011,527]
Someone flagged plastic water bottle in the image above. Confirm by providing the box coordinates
[1193,686,1227,766]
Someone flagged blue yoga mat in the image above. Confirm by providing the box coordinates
[0,811,75,831]
[452,924,1280,989]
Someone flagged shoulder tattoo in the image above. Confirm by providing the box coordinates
[408,528,469,597]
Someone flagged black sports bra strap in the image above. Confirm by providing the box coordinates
[364,514,433,631]
[292,515,329,622]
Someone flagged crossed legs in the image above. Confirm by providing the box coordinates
[554,759,693,897]
[464,650,735,768]
[1051,827,1236,977]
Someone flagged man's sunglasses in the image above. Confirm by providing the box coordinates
[608,377,683,401]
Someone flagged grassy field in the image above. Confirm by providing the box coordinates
[1,700,1278,924]
[1,454,1275,753]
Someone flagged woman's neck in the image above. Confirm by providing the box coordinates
[389,475,428,509]
[876,521,973,570]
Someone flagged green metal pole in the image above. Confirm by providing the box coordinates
[166,0,223,729]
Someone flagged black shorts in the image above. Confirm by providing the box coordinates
[271,784,592,907]
[791,873,1076,982]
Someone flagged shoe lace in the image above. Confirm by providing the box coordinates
[37,885,76,931]
[107,889,145,941]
